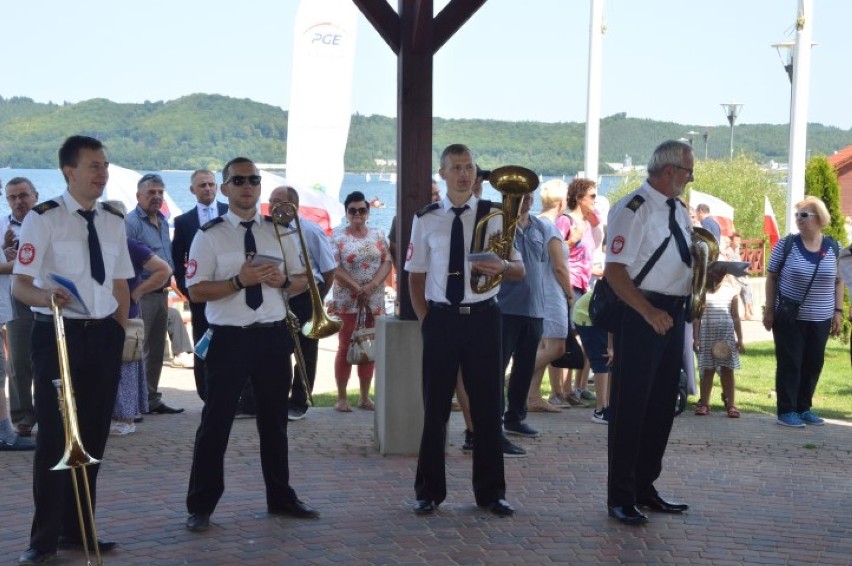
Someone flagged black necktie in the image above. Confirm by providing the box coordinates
[240,221,263,310]
[77,209,105,284]
[667,199,692,267]
[446,206,468,305]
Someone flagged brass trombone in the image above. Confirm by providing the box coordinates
[269,201,342,405]
[50,295,103,566]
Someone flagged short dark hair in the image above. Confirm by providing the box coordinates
[5,177,36,193]
[137,173,164,191]
[440,144,474,169]
[222,157,255,182]
[58,135,104,181]
[344,190,366,208]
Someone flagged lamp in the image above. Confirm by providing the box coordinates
[720,103,743,160]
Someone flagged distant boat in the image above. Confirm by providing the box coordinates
[365,173,371,183]
[378,172,397,184]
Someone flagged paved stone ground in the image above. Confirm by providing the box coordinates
[3,356,851,565]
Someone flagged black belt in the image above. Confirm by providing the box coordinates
[209,321,284,330]
[641,291,688,309]
[428,298,496,315]
[33,313,110,327]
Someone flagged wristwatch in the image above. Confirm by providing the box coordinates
[503,260,510,274]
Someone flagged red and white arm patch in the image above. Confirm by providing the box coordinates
[610,236,625,255]
[17,243,36,265]
[185,259,198,279]
[405,242,414,262]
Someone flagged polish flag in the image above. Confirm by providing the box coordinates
[764,196,781,249]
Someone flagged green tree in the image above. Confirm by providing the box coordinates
[805,155,845,246]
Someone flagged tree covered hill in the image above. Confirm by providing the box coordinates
[1,94,850,173]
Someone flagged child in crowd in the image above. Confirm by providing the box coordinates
[571,290,611,423]
[693,272,745,418]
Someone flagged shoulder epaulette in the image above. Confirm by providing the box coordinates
[200,216,225,231]
[263,215,274,223]
[415,202,440,217]
[100,202,124,218]
[676,198,687,209]
[487,200,503,211]
[33,200,59,215]
[626,195,645,212]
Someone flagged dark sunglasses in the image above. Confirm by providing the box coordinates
[795,211,816,219]
[225,175,261,187]
[348,206,369,215]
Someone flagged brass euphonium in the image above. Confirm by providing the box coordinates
[688,226,720,320]
[470,165,539,293]
[50,295,104,566]
[270,202,342,405]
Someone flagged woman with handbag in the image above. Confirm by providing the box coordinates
[330,191,392,412]
[763,196,844,428]
[110,231,172,435]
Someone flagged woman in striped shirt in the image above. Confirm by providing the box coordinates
[763,196,844,428]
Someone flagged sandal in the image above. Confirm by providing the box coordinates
[726,405,741,418]
[527,398,562,413]
[334,400,352,413]
[357,398,375,411]
[694,403,710,416]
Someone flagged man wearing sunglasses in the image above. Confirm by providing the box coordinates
[125,173,182,415]
[183,157,317,533]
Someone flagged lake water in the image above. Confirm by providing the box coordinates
[0,168,625,234]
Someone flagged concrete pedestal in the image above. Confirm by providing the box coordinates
[374,317,423,455]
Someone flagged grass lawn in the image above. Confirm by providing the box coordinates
[310,340,851,420]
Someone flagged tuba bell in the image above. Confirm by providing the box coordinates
[470,165,539,293]
[688,226,720,321]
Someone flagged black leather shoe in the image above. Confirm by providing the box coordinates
[147,403,184,414]
[413,499,436,515]
[57,536,117,552]
[18,548,56,564]
[637,494,689,513]
[269,499,320,519]
[186,513,211,532]
[608,505,649,525]
[487,499,515,517]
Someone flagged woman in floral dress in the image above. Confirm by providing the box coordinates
[330,191,392,412]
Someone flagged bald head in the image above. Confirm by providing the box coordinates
[270,185,298,207]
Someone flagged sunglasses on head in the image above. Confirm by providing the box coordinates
[348,206,368,215]
[225,175,261,187]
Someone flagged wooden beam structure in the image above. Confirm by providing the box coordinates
[351,0,487,319]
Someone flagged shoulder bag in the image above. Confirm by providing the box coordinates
[122,318,145,362]
[346,304,376,365]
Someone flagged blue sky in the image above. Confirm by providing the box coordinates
[2,0,850,130]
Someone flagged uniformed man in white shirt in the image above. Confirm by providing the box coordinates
[184,157,318,533]
[405,144,524,518]
[604,139,694,525]
[13,135,134,564]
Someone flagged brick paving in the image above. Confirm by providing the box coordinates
[3,333,851,565]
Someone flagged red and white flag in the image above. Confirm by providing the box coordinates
[764,196,781,249]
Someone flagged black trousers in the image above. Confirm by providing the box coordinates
[288,291,320,413]
[415,302,506,506]
[189,300,210,401]
[186,324,298,515]
[29,317,124,553]
[607,293,685,507]
[500,314,543,424]
[772,317,831,415]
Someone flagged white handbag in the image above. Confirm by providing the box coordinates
[122,318,145,362]
[346,304,375,365]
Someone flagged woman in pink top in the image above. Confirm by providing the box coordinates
[552,178,604,407]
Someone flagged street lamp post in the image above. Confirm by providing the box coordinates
[720,103,743,160]
[702,129,710,160]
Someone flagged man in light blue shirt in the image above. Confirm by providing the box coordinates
[125,173,181,414]
[497,192,550,439]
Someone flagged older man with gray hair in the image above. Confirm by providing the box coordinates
[125,173,182,414]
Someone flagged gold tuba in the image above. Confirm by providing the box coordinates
[50,295,104,565]
[470,165,539,293]
[270,202,342,405]
[688,226,720,320]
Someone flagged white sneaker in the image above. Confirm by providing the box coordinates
[173,352,195,368]
[110,422,135,435]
